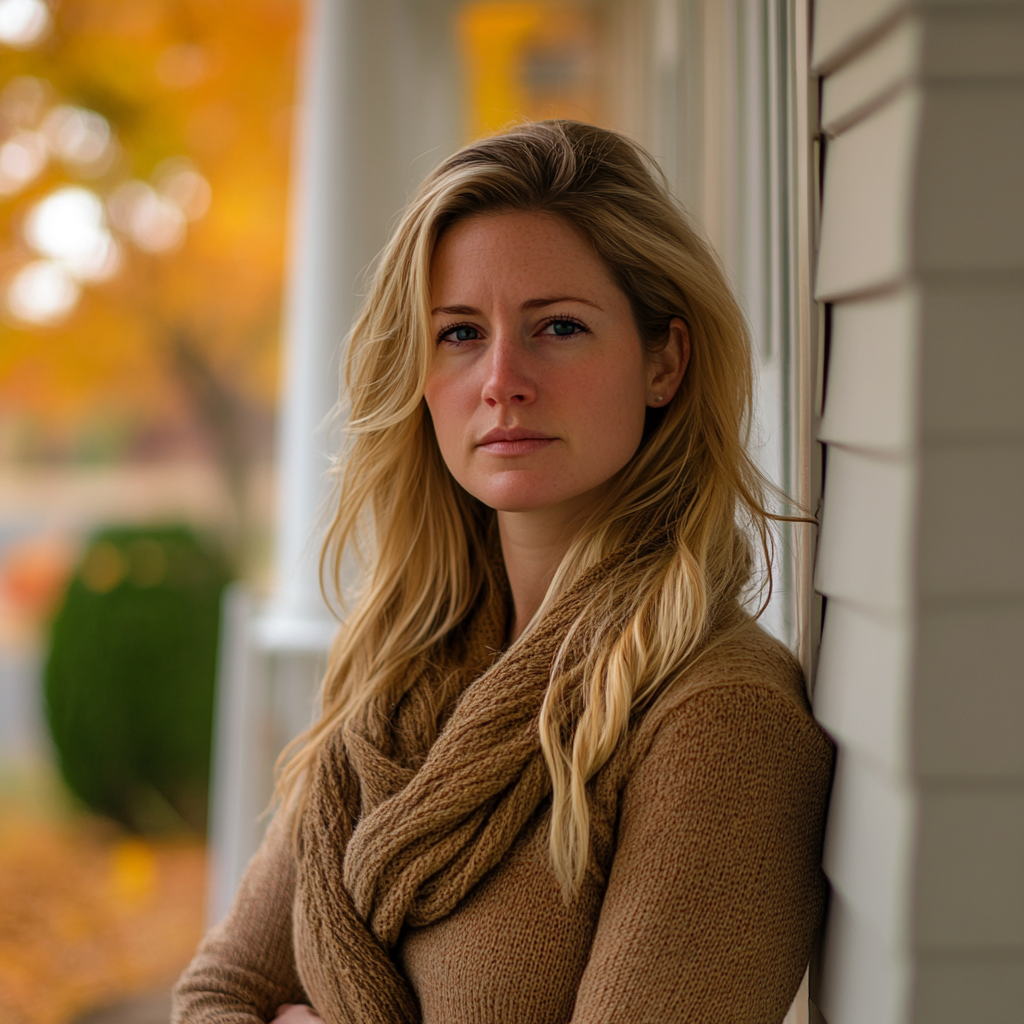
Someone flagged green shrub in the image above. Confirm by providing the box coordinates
[45,525,230,834]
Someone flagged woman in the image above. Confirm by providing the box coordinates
[173,120,833,1024]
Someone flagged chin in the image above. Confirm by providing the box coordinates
[481,493,565,514]
[467,476,572,514]
[487,498,560,514]
[464,477,557,512]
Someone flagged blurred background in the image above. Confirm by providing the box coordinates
[0,1,298,1020]
[0,1,808,1021]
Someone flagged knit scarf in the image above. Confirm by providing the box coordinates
[293,553,616,1024]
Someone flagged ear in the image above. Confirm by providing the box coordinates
[645,317,690,408]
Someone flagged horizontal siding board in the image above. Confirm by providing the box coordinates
[815,446,916,611]
[918,443,1024,598]
[816,91,920,300]
[822,747,915,959]
[819,291,918,454]
[920,283,1024,442]
[916,85,1024,273]
[812,0,904,73]
[915,602,1024,779]
[822,20,920,136]
[815,599,910,773]
[915,788,1024,947]
[818,890,911,1024]
[815,3,1024,81]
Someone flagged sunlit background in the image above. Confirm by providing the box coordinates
[0,2,609,1021]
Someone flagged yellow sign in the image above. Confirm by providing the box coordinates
[457,1,602,139]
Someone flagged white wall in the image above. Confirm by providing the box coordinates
[811,2,1024,1020]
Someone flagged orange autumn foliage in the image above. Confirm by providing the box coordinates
[0,0,302,452]
[0,808,206,1024]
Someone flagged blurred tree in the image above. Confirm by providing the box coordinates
[0,0,302,562]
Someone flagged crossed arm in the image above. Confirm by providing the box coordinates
[174,684,832,1024]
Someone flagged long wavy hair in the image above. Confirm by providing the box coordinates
[276,120,780,892]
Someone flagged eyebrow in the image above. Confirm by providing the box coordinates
[430,296,604,316]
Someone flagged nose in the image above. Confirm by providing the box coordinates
[481,332,535,408]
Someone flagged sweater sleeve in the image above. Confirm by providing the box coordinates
[569,683,834,1024]
[172,810,308,1023]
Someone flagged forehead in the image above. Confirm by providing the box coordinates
[429,210,619,301]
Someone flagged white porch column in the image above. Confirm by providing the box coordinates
[262,0,463,647]
[265,0,386,648]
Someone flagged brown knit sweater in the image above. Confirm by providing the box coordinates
[173,566,833,1024]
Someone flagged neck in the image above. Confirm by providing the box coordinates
[497,493,598,643]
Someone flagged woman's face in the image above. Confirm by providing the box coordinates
[424,210,687,517]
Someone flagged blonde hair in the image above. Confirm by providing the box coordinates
[277,120,780,892]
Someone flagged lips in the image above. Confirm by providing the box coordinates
[476,427,556,456]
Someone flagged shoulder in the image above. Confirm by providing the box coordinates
[645,610,811,725]
[668,612,807,709]
[624,615,834,785]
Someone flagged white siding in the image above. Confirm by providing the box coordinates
[812,0,904,72]
[818,293,918,454]
[811,2,1024,1021]
[817,749,915,1023]
[814,447,915,613]
[820,20,920,136]
[815,601,910,773]
[815,91,919,299]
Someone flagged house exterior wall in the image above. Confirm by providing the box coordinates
[811,3,1024,1021]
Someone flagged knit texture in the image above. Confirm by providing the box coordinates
[173,557,834,1024]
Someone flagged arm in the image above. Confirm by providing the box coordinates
[172,811,309,1023]
[570,684,834,1024]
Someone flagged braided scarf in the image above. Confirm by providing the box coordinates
[293,555,617,1024]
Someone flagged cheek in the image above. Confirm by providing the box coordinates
[423,373,471,459]
[569,362,648,459]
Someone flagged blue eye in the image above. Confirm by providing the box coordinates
[543,317,588,337]
[438,323,482,345]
